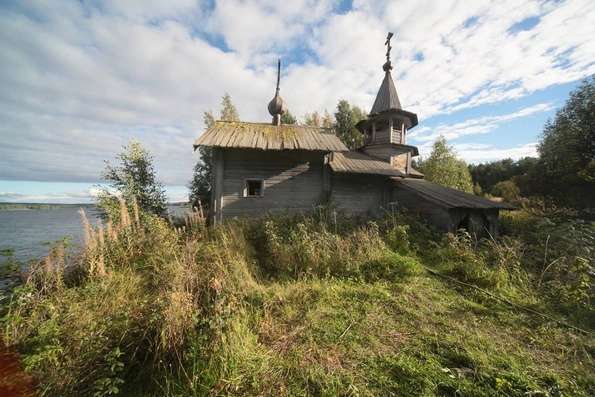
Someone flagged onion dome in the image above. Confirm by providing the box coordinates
[268,59,286,124]
[267,91,285,117]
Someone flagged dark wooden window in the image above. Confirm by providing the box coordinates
[244,179,264,197]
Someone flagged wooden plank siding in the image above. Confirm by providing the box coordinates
[220,149,326,218]
[212,148,224,223]
[372,126,391,145]
[362,144,411,163]
[331,174,388,215]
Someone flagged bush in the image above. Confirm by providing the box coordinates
[492,180,520,202]
[501,208,594,312]
[361,251,422,282]
[424,231,511,290]
[247,215,388,279]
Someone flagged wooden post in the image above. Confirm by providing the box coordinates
[402,123,406,144]
[322,153,332,202]
[211,148,224,224]
[388,118,394,143]
[371,122,376,143]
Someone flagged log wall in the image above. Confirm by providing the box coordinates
[220,149,326,218]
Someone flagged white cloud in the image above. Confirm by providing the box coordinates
[415,141,538,164]
[454,142,538,163]
[410,102,555,143]
[207,0,336,64]
[0,0,593,187]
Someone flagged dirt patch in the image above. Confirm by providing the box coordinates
[0,344,35,397]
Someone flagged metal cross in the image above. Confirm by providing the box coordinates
[385,32,394,63]
[383,32,394,71]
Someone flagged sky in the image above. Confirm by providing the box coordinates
[0,0,594,203]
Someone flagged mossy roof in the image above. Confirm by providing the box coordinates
[194,121,348,152]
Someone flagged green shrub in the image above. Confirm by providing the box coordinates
[501,208,594,312]
[424,231,507,289]
[361,251,422,282]
[384,224,411,255]
[248,216,388,280]
[491,180,520,202]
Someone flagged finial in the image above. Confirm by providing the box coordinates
[383,32,394,72]
[275,59,280,93]
[268,58,286,125]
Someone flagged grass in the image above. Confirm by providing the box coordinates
[1,203,593,396]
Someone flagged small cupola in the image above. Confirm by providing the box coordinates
[357,32,419,147]
[268,59,286,125]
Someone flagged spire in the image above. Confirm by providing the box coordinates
[370,32,402,115]
[267,59,286,125]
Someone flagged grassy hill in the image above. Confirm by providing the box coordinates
[1,203,593,396]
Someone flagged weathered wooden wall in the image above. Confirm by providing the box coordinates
[391,185,452,230]
[373,123,391,145]
[390,123,403,144]
[331,174,387,215]
[220,149,326,218]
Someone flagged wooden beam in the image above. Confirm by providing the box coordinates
[212,148,224,224]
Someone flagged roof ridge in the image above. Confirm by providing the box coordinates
[213,120,336,132]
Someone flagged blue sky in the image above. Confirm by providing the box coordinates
[0,0,594,203]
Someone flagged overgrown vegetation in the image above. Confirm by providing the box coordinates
[2,203,593,396]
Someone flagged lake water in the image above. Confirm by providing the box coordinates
[0,206,189,265]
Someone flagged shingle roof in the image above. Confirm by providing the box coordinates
[393,178,515,210]
[330,151,406,177]
[193,121,348,152]
[370,71,401,114]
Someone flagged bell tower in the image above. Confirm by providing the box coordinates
[356,33,419,174]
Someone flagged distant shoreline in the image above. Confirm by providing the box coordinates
[0,203,96,211]
[0,202,189,211]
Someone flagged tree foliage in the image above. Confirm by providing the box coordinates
[99,140,167,217]
[220,93,239,121]
[417,136,474,193]
[537,76,595,207]
[491,180,520,202]
[468,157,538,194]
[468,157,541,199]
[334,100,366,149]
[281,110,297,124]
[189,94,239,208]
[304,110,333,128]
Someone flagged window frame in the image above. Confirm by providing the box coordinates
[243,178,265,198]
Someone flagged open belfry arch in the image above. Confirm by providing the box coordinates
[194,33,513,236]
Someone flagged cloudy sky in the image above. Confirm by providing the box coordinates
[1,0,594,203]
